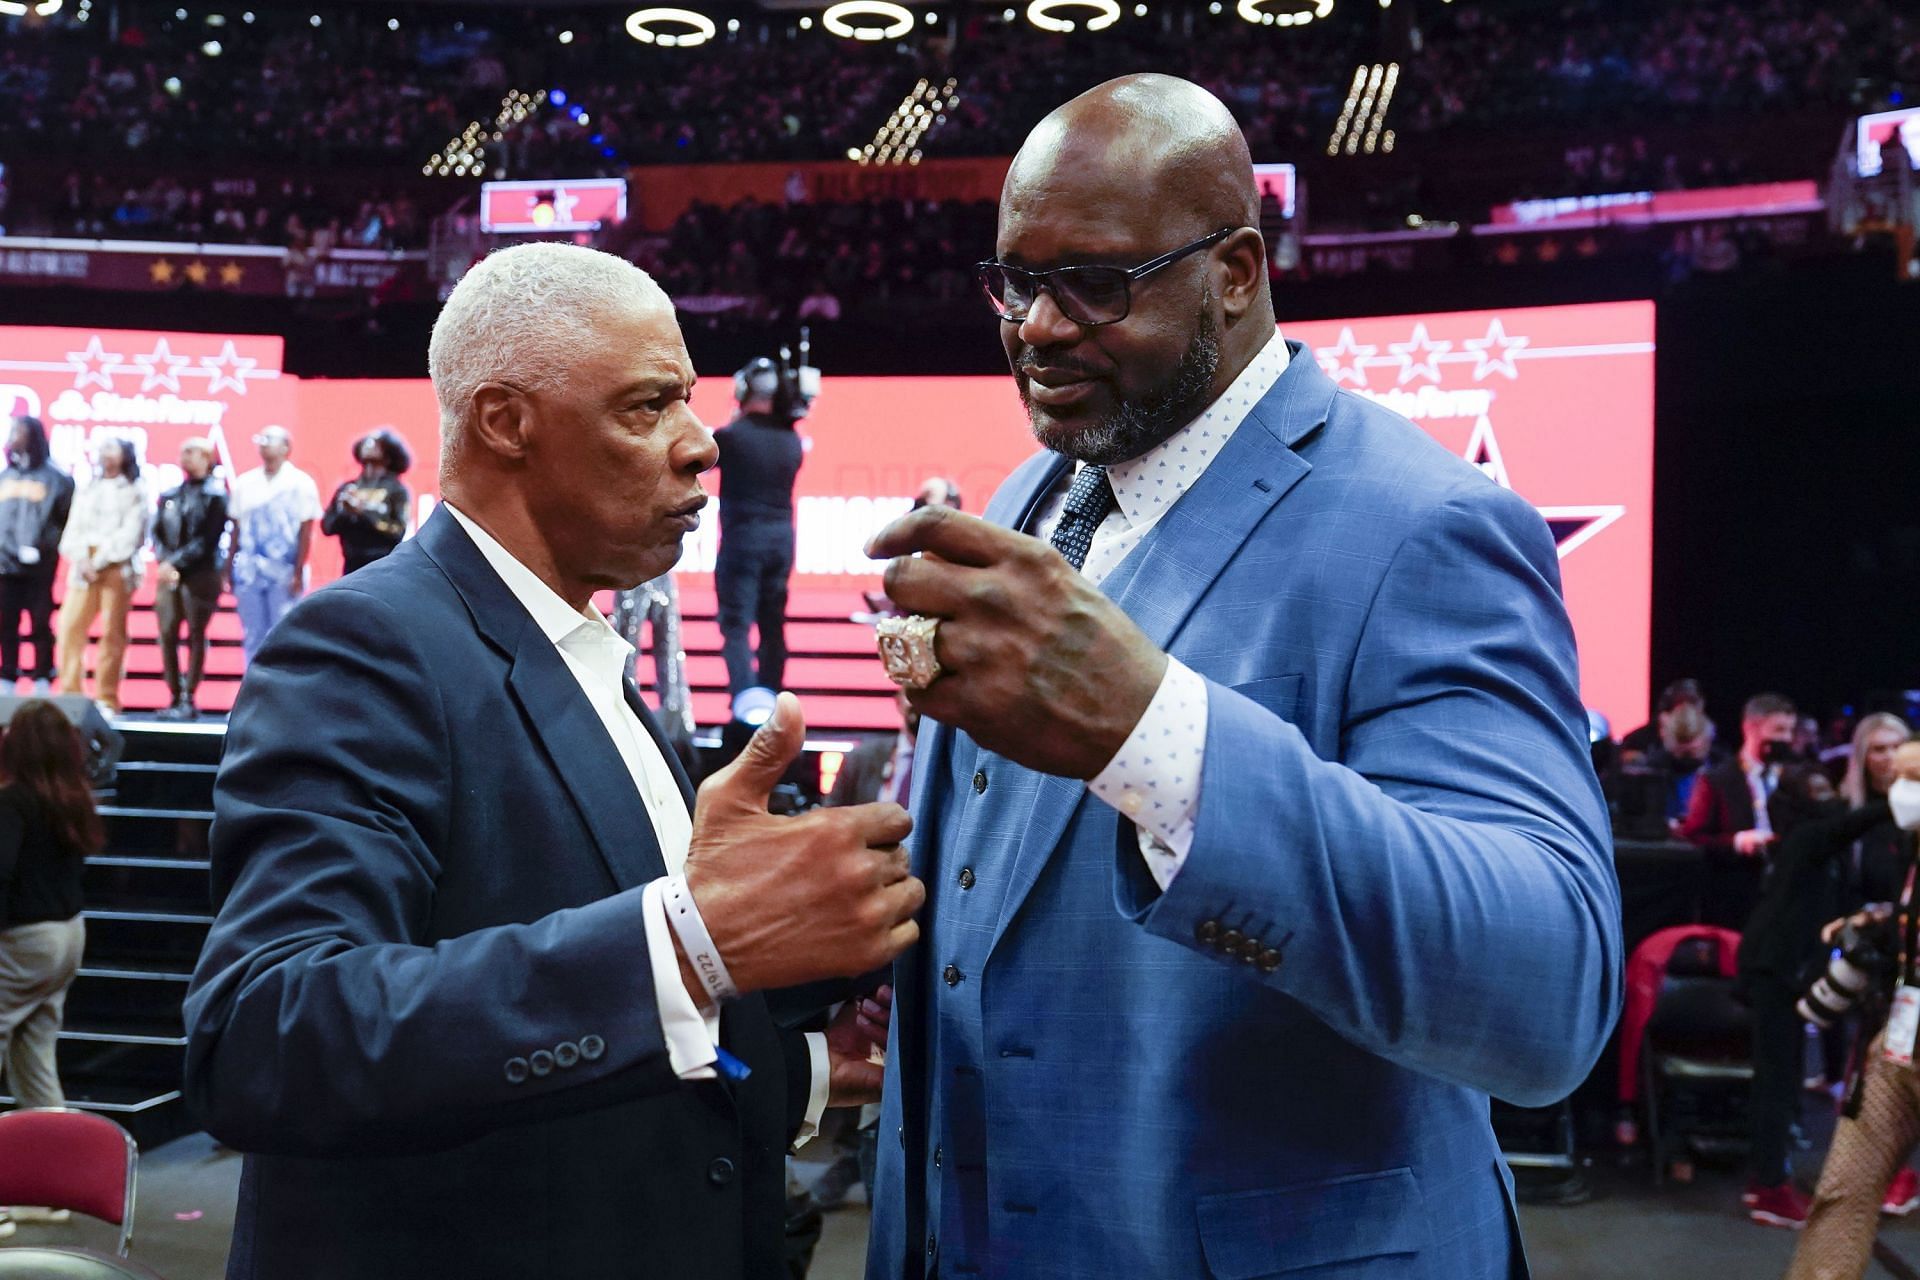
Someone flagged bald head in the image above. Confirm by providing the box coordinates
[1007,74,1260,242]
[992,74,1274,466]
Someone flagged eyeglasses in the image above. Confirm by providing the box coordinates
[976,227,1235,328]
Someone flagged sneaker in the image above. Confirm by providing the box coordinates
[1748,1181,1810,1229]
[1885,1168,1920,1216]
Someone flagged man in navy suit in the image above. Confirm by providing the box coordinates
[184,242,925,1280]
[864,76,1621,1278]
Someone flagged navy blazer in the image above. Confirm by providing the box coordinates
[869,345,1622,1279]
[185,509,808,1280]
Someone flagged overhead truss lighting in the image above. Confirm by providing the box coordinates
[1025,0,1120,32]
[1235,0,1331,26]
[822,0,914,41]
[1326,61,1398,156]
[425,88,549,177]
[846,77,959,167]
[625,7,718,47]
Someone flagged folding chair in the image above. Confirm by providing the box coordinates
[0,1108,138,1256]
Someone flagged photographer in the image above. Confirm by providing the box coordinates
[713,355,809,697]
[1736,765,1890,1228]
[1786,740,1920,1277]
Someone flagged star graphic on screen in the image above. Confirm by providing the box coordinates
[1314,326,1377,388]
[149,259,175,284]
[1462,318,1528,381]
[184,261,210,286]
[66,335,122,392]
[1494,242,1522,266]
[220,262,245,286]
[552,187,582,223]
[200,340,259,396]
[133,339,190,394]
[1387,323,1451,385]
[1463,415,1624,561]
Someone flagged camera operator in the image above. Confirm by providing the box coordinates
[1736,765,1891,1228]
[713,354,810,697]
[1786,740,1920,1277]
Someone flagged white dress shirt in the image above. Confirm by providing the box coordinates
[444,505,831,1143]
[1030,331,1291,889]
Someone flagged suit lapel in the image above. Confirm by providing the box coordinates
[416,508,670,891]
[989,344,1336,949]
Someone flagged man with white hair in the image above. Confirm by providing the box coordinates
[185,243,924,1280]
[228,423,320,660]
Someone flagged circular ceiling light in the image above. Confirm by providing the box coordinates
[625,6,717,47]
[822,0,914,40]
[1025,0,1120,31]
[1235,0,1331,25]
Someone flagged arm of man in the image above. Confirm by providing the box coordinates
[183,586,686,1157]
[1678,771,1741,858]
[1122,484,1621,1107]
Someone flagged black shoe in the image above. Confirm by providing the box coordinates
[158,697,198,722]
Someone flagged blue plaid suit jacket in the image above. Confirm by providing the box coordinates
[867,344,1622,1280]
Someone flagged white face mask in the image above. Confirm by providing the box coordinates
[1891,777,1920,832]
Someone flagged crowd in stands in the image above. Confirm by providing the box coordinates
[16,171,426,249]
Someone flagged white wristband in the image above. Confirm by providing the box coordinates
[663,874,739,1004]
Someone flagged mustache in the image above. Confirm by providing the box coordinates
[1014,348,1101,379]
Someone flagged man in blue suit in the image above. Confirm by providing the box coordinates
[184,243,925,1279]
[863,76,1621,1278]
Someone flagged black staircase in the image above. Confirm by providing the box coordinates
[3,722,223,1147]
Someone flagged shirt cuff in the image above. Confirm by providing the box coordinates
[1086,657,1208,891]
[641,876,719,1081]
[791,1031,832,1150]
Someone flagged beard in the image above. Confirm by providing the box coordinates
[1016,290,1222,466]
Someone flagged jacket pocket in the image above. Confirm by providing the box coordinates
[1196,1166,1430,1279]
[1229,674,1306,723]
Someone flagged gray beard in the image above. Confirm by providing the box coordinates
[1022,301,1222,467]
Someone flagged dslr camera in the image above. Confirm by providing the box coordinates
[1799,914,1899,1029]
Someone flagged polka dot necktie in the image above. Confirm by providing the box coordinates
[1049,464,1115,573]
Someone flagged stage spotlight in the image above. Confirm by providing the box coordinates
[1025,0,1121,32]
[727,16,740,29]
[201,38,222,54]
[625,7,718,47]
[1234,0,1331,26]
[823,0,913,41]
[551,89,568,106]
[731,686,779,728]
[558,29,574,43]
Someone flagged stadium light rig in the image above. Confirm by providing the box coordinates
[0,0,62,12]
[822,0,915,41]
[1234,0,1331,27]
[1325,61,1398,155]
[625,6,718,47]
[425,89,553,178]
[1026,0,1120,32]
[847,77,959,167]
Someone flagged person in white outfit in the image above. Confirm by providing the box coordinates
[55,437,148,714]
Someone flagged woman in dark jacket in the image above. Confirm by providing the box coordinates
[321,428,412,574]
[0,699,104,1110]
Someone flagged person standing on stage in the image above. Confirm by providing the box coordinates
[0,416,73,697]
[55,436,148,714]
[229,425,321,662]
[152,438,229,722]
[321,428,413,575]
[713,358,805,697]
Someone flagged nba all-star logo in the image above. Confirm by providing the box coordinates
[1315,319,1624,560]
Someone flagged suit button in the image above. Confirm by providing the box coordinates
[503,1057,529,1085]
[1257,948,1283,973]
[927,1234,937,1258]
[580,1034,606,1061]
[959,867,976,890]
[1196,919,1220,944]
[972,771,988,794]
[554,1040,580,1069]
[934,1145,943,1168]
[1220,929,1244,955]
[1239,945,1262,966]
[708,1157,736,1187]
[943,964,962,987]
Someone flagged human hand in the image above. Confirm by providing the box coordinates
[684,693,923,996]
[1733,829,1777,857]
[825,984,893,1107]
[867,507,1166,779]
[157,563,179,588]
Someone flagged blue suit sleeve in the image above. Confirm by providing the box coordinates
[1123,482,1622,1107]
[183,586,683,1156]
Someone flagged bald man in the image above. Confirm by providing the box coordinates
[865,76,1620,1278]
[185,243,923,1280]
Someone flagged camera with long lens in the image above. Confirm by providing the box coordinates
[1799,917,1899,1029]
[733,327,821,426]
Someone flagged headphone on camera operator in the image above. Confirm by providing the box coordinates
[1800,742,1920,1112]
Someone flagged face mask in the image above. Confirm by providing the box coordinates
[1762,740,1798,766]
[1891,777,1920,832]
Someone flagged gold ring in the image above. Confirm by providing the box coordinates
[875,614,942,690]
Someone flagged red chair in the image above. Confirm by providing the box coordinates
[0,1109,138,1256]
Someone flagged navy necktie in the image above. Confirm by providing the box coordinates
[1049,464,1115,573]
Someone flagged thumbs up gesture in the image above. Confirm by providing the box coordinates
[683,692,924,995]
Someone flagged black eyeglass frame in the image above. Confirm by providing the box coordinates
[975,226,1238,328]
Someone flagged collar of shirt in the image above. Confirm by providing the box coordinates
[443,503,635,689]
[1098,329,1291,531]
